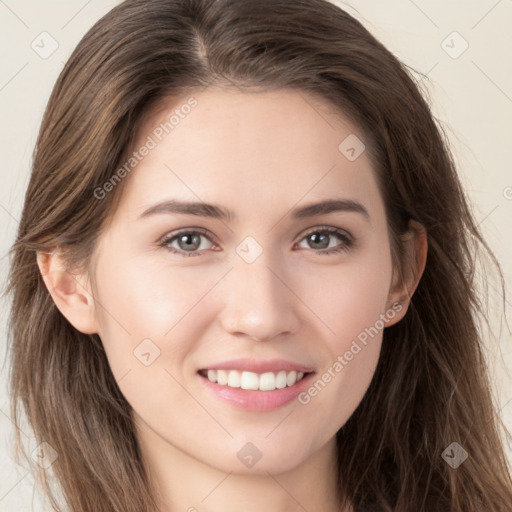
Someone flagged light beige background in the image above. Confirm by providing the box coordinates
[1,1,511,510]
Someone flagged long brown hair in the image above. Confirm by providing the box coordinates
[5,0,512,510]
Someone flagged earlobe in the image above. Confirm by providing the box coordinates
[36,250,98,334]
[385,221,428,326]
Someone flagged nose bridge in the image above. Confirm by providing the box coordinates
[217,241,299,341]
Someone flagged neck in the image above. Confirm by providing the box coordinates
[134,415,347,512]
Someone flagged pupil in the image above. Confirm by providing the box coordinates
[311,232,328,249]
[179,234,199,250]
[176,232,332,252]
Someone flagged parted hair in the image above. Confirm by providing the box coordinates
[5,0,512,510]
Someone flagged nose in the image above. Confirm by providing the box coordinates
[217,251,301,342]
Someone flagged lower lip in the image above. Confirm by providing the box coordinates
[198,372,315,411]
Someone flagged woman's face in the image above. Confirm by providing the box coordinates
[88,87,407,475]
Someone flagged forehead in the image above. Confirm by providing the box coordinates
[113,87,382,224]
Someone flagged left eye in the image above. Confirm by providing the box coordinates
[159,227,353,257]
[295,227,353,255]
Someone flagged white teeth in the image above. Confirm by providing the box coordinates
[204,369,307,391]
[286,370,297,386]
[240,371,259,390]
[227,370,241,388]
[275,370,287,389]
[217,369,229,385]
[259,372,276,391]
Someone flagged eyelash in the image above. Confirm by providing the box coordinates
[158,226,354,258]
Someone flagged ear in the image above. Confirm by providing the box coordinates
[36,249,98,334]
[385,220,428,326]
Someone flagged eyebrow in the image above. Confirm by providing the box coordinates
[138,198,370,222]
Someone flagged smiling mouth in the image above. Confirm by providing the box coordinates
[198,369,311,391]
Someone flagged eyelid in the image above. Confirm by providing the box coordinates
[159,224,354,256]
[158,227,219,256]
[297,224,353,243]
[159,226,216,244]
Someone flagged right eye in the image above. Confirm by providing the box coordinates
[159,228,217,257]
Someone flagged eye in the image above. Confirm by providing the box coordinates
[159,226,354,258]
[159,228,216,257]
[296,226,353,255]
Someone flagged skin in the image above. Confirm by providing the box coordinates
[37,87,427,512]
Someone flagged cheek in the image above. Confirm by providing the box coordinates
[95,245,219,325]
[91,251,239,403]
[91,253,207,377]
[298,338,382,443]
[301,244,393,352]
[295,245,392,431]
[91,257,211,424]
[298,294,386,442]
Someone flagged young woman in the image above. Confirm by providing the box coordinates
[6,0,512,510]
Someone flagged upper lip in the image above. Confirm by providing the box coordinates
[199,358,314,374]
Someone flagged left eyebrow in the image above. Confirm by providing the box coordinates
[291,198,370,222]
[138,198,370,223]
